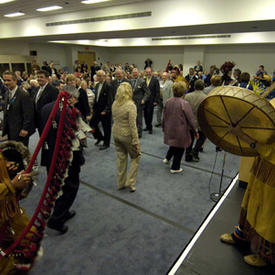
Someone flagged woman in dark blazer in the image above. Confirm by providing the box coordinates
[162,81,198,173]
[76,80,91,122]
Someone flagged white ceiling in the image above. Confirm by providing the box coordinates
[1,0,275,46]
[0,0,146,22]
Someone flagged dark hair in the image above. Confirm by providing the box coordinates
[220,61,235,74]
[233,69,241,77]
[194,79,204,90]
[210,75,222,86]
[2,71,17,81]
[260,65,264,69]
[37,70,49,77]
[240,72,250,83]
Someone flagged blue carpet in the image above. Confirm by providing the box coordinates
[18,115,240,275]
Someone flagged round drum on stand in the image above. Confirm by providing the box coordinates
[198,86,275,156]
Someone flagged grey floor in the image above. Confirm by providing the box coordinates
[175,184,275,275]
[19,120,241,275]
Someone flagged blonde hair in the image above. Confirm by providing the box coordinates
[115,82,133,105]
[173,81,187,97]
[80,80,87,89]
[65,74,76,84]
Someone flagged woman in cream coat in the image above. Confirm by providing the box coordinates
[112,82,141,192]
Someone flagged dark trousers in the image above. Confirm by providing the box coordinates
[135,101,143,136]
[48,151,81,225]
[166,146,185,170]
[144,102,154,130]
[186,130,206,159]
[90,112,112,146]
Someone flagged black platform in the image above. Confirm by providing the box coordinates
[172,184,275,275]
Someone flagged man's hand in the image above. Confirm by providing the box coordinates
[136,144,141,155]
[11,171,32,190]
[19,129,28,137]
[153,102,158,106]
[101,112,106,115]
[141,100,145,105]
[86,115,92,121]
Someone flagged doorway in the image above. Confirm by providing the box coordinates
[77,51,96,72]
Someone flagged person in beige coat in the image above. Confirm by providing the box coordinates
[112,82,141,192]
[184,79,207,161]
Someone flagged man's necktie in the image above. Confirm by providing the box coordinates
[35,87,43,103]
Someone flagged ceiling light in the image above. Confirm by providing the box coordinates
[81,0,111,4]
[36,5,63,12]
[0,0,16,4]
[4,12,24,17]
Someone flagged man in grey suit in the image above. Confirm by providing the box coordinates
[2,71,35,146]
[131,68,150,138]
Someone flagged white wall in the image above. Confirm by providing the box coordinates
[109,46,185,72]
[29,43,70,70]
[108,44,275,76]
[204,44,275,76]
[0,40,29,56]
[1,41,275,76]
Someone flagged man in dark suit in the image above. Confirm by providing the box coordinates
[90,70,113,150]
[2,71,35,146]
[111,68,130,98]
[34,70,59,134]
[185,67,199,93]
[131,68,150,138]
[90,61,101,79]
[143,67,160,134]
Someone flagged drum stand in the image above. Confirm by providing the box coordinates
[210,151,227,202]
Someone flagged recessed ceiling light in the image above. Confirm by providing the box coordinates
[36,5,63,12]
[0,0,16,4]
[4,12,25,17]
[81,0,111,4]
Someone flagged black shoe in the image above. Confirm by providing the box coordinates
[143,128,149,131]
[99,145,109,150]
[216,146,222,152]
[155,123,161,127]
[94,139,102,146]
[192,155,200,162]
[63,210,76,223]
[199,147,204,152]
[149,130,153,134]
[138,134,142,138]
[185,156,193,162]
[47,220,68,234]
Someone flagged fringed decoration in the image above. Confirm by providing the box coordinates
[251,157,275,187]
[0,92,78,270]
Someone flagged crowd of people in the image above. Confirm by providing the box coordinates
[0,57,274,273]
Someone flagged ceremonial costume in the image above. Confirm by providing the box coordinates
[0,149,35,274]
[237,143,275,264]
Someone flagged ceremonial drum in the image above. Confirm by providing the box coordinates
[198,86,275,156]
